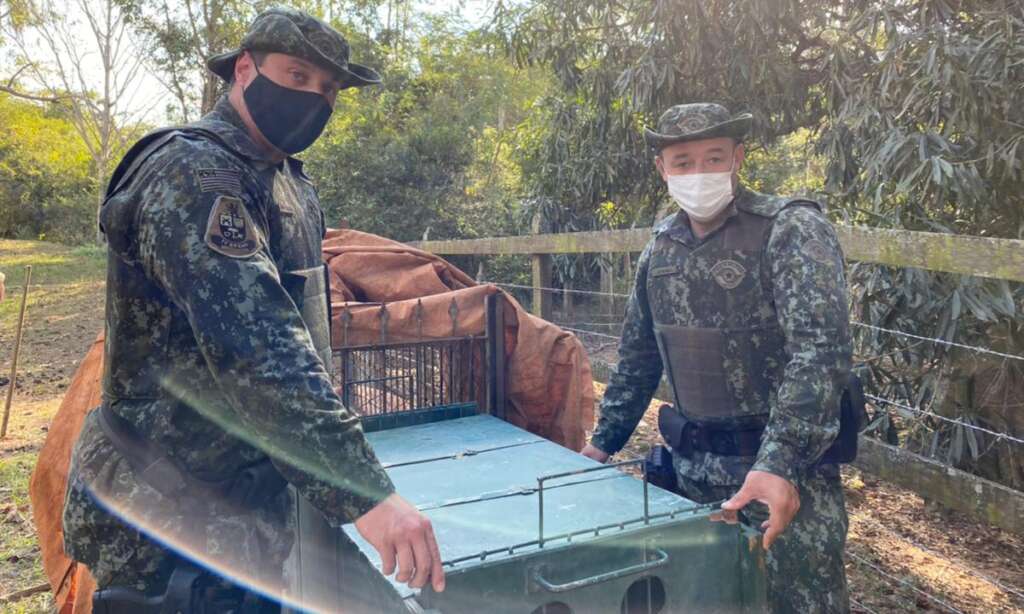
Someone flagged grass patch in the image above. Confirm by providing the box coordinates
[0,240,103,612]
[0,240,106,290]
[0,451,48,607]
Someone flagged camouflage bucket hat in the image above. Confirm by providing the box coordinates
[207,6,381,90]
[643,103,752,152]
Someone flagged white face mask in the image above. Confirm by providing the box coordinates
[664,158,736,223]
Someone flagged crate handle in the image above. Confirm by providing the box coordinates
[536,458,649,547]
[531,548,669,593]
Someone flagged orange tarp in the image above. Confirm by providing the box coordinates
[322,228,594,447]
[29,335,102,614]
[30,229,594,612]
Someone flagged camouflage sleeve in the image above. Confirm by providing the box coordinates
[752,204,852,482]
[590,241,664,455]
[133,144,394,524]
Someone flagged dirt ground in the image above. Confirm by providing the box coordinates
[1,240,107,613]
[2,240,1023,613]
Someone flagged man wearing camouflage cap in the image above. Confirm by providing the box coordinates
[582,103,854,612]
[63,7,443,612]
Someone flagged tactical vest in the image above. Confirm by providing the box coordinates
[100,125,332,409]
[646,195,818,428]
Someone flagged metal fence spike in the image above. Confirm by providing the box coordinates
[449,298,459,336]
[339,306,352,347]
[379,303,390,344]
[415,299,425,340]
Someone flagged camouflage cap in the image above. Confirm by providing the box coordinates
[643,103,752,152]
[207,6,381,90]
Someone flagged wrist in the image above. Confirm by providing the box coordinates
[589,433,623,457]
[750,459,800,485]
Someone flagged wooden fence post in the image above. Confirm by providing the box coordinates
[562,278,575,322]
[599,256,615,316]
[530,214,552,320]
[2,266,32,438]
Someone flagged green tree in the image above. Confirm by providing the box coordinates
[820,1,1024,487]
[0,93,94,243]
[115,0,258,120]
[305,21,548,244]
[494,0,837,228]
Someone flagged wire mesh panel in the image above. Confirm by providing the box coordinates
[332,336,487,416]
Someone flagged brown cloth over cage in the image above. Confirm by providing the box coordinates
[322,228,595,446]
[29,229,595,613]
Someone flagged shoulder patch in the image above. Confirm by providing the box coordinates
[801,238,834,265]
[194,168,242,194]
[205,195,261,258]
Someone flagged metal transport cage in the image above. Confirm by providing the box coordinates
[285,294,767,613]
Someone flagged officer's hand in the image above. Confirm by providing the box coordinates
[580,443,610,463]
[354,494,446,592]
[714,470,800,550]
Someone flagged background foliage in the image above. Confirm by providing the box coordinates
[1,0,1022,485]
[0,94,94,243]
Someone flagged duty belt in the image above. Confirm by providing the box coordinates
[658,405,765,457]
[657,373,868,464]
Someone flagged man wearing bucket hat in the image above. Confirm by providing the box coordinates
[582,103,854,612]
[62,7,442,613]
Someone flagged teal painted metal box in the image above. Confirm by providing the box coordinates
[289,408,768,613]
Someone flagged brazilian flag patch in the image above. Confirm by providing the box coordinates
[204,195,260,258]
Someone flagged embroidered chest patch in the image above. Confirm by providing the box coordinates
[205,195,260,258]
[802,239,834,265]
[710,259,747,289]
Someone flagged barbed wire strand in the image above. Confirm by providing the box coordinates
[557,325,621,341]
[849,552,966,614]
[491,281,631,299]
[854,515,1024,602]
[852,322,1024,362]
[554,320,624,329]
[492,281,1024,362]
[866,394,1024,446]
[849,597,880,614]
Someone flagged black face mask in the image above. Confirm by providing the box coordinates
[243,65,333,155]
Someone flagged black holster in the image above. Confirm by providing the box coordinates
[643,445,678,493]
[92,560,279,614]
[819,372,868,464]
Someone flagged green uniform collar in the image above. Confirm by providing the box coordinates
[195,95,283,166]
[655,185,757,248]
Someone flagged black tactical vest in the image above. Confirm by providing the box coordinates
[646,194,818,428]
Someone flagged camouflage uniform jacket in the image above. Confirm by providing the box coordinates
[591,186,852,486]
[63,96,395,583]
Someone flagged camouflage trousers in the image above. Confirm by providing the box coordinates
[676,469,850,614]
[63,409,408,613]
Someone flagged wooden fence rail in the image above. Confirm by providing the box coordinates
[415,224,1024,318]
